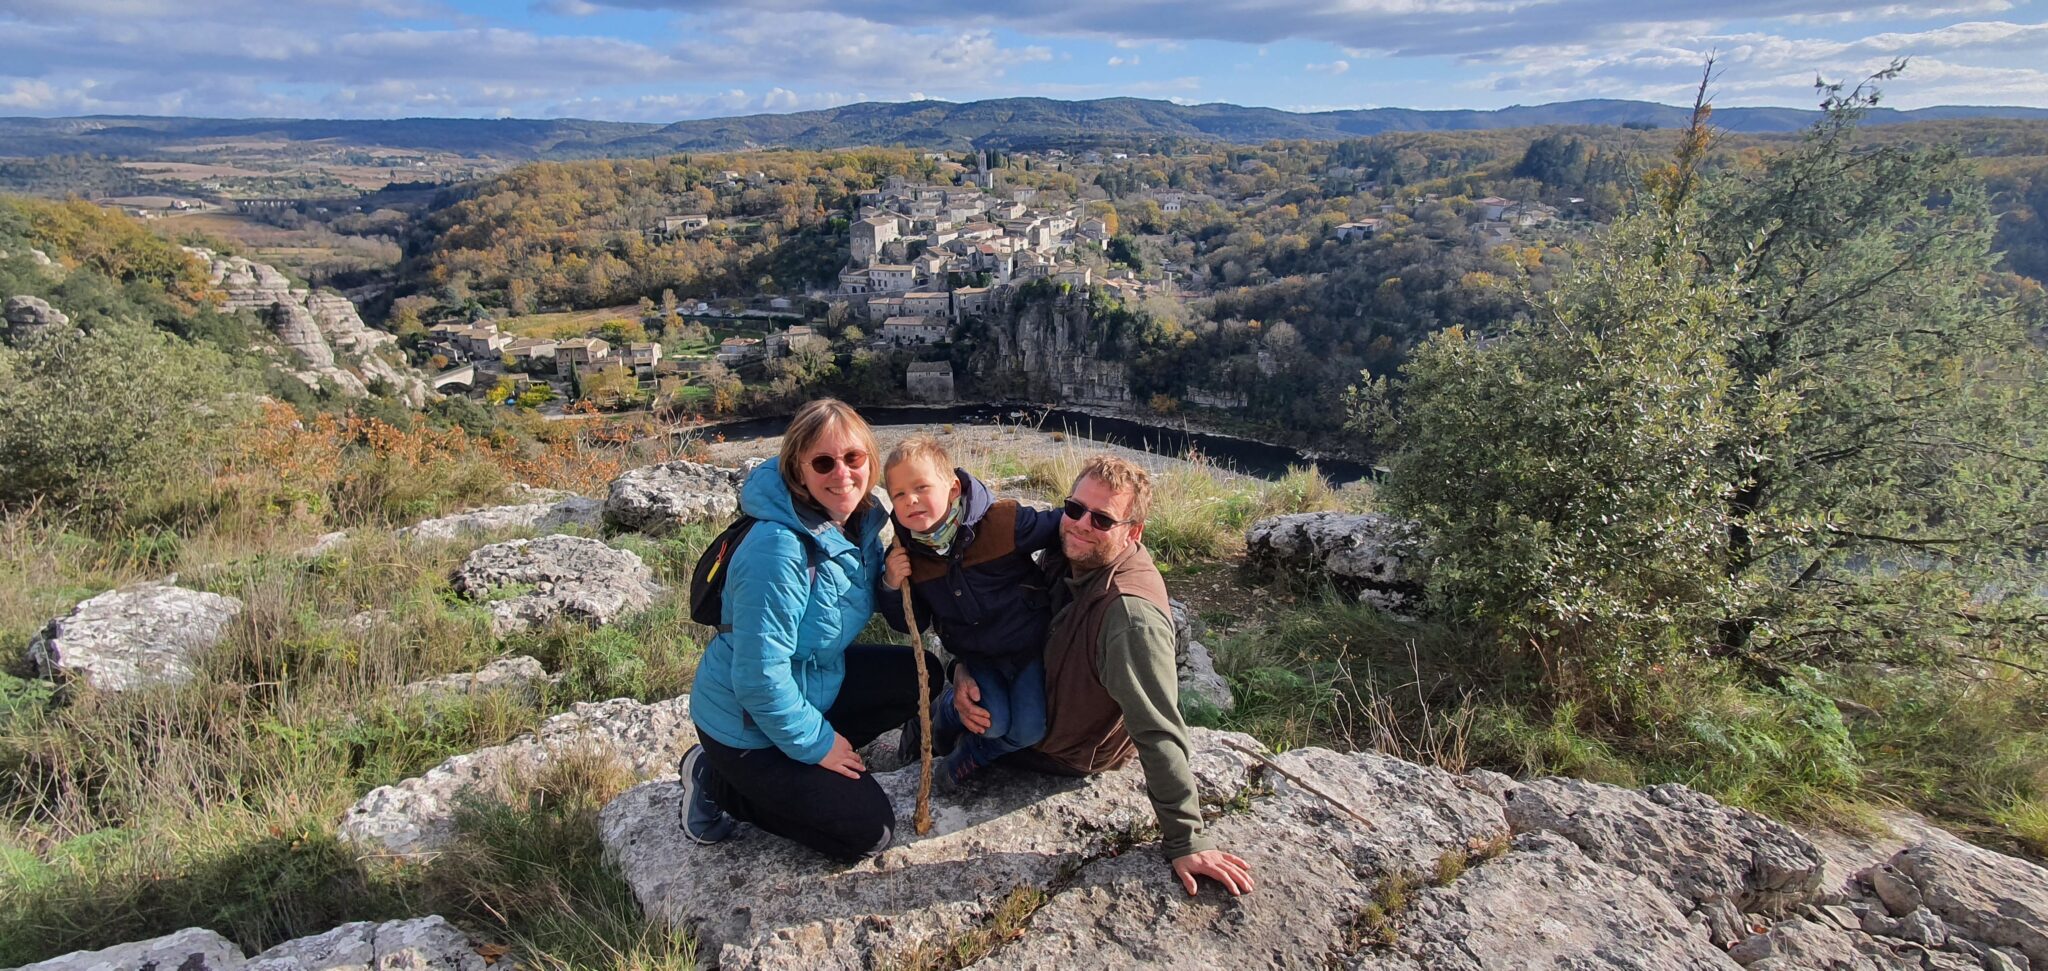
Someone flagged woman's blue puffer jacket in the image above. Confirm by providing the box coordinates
[689,458,888,764]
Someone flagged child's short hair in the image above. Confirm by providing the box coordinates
[884,434,953,479]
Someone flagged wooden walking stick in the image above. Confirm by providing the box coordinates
[900,582,936,835]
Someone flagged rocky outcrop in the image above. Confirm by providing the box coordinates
[4,294,72,344]
[17,917,486,971]
[398,496,603,543]
[27,582,244,692]
[1169,599,1232,713]
[15,926,245,971]
[1499,776,1827,946]
[602,460,754,535]
[393,656,552,707]
[1356,832,1742,971]
[186,246,429,407]
[449,535,661,635]
[1866,828,2048,965]
[1245,512,1423,613]
[340,695,695,857]
[599,728,1272,970]
[241,916,485,971]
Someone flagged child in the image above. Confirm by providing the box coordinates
[879,435,1065,787]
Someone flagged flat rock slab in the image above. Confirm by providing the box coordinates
[599,728,1266,970]
[1243,512,1422,612]
[27,582,244,691]
[392,656,551,707]
[243,916,485,971]
[15,926,245,971]
[449,534,661,635]
[1728,916,1917,971]
[14,917,483,971]
[341,696,694,857]
[1880,828,2048,964]
[1352,832,1743,971]
[969,747,1511,970]
[1502,777,1827,945]
[603,460,753,536]
[398,497,602,543]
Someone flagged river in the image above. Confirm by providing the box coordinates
[694,404,1376,485]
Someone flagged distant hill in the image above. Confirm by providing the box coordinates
[6,97,2047,159]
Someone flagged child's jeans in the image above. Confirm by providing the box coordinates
[935,657,1047,764]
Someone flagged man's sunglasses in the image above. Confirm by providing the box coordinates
[808,450,869,475]
[1062,497,1134,531]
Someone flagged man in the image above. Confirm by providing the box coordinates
[953,454,1257,897]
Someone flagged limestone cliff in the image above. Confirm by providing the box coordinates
[963,287,1133,407]
[185,246,431,407]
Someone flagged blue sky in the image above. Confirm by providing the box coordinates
[2,0,2045,120]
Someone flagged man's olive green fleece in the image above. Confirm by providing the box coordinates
[1095,594,1214,860]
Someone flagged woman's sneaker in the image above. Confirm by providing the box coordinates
[678,744,736,844]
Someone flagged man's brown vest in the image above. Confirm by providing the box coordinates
[1019,541,1172,776]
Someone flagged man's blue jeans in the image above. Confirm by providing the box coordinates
[935,657,1047,764]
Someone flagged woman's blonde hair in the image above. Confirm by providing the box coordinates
[779,397,881,519]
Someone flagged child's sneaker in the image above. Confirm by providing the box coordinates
[935,745,985,792]
[678,744,736,844]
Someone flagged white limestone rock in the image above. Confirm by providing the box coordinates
[27,582,244,691]
[598,728,1266,970]
[340,695,695,857]
[242,916,485,971]
[1244,512,1423,613]
[449,534,661,635]
[392,656,552,707]
[13,927,244,971]
[397,496,603,543]
[602,460,755,535]
[1501,777,1828,946]
[4,294,72,344]
[1874,828,2048,964]
[972,746,1511,970]
[1351,833,1743,971]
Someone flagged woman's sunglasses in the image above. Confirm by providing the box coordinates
[808,450,869,475]
[1062,497,1134,531]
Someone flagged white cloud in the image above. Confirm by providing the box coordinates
[1306,59,1349,74]
[1107,55,1139,66]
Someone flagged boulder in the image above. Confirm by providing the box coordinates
[599,735,1517,970]
[1244,512,1422,613]
[1728,917,1916,970]
[973,746,1510,970]
[341,695,695,856]
[12,917,488,971]
[600,729,1268,970]
[297,530,351,559]
[1501,778,1828,946]
[1880,829,2048,964]
[27,582,244,692]
[602,460,753,535]
[4,294,72,344]
[392,656,552,706]
[449,535,661,635]
[1352,833,1742,971]
[15,926,244,971]
[1168,599,1232,713]
[243,916,486,971]
[398,496,603,543]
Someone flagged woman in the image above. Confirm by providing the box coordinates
[680,397,942,861]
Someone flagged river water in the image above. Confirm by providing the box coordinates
[696,404,1375,485]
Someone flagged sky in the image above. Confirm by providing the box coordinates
[2,0,2046,121]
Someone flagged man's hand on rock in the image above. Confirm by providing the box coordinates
[952,664,992,735]
[1172,849,1256,897]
